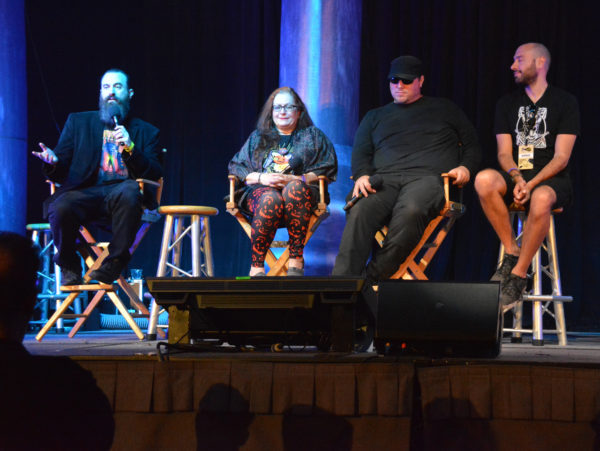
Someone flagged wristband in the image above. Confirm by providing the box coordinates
[301,174,306,183]
[122,141,135,153]
[258,173,263,184]
[507,167,519,176]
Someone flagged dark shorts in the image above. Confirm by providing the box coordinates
[500,171,572,209]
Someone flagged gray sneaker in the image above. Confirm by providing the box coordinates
[491,253,519,284]
[500,273,527,312]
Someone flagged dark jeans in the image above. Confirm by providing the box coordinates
[47,179,143,270]
[332,174,445,281]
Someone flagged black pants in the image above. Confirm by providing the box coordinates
[47,179,143,269]
[332,175,445,281]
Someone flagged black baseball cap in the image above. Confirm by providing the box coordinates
[388,55,424,79]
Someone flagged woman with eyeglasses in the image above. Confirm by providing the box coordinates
[228,87,337,277]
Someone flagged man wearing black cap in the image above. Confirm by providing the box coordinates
[32,68,162,285]
[332,55,480,283]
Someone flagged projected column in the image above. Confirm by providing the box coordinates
[279,0,361,275]
[0,0,27,232]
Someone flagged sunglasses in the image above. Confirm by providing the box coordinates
[389,77,416,85]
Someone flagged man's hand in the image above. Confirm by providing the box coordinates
[31,142,58,165]
[353,175,378,198]
[447,166,470,186]
[114,125,132,150]
[513,178,530,205]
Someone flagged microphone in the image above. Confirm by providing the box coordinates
[282,154,302,174]
[343,174,383,211]
[107,104,121,129]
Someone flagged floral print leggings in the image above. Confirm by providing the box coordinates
[244,179,316,267]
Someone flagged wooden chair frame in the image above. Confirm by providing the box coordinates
[226,175,329,276]
[374,173,465,280]
[35,178,163,341]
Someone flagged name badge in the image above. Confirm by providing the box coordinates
[518,145,534,170]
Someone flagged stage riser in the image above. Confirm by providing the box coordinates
[74,359,600,451]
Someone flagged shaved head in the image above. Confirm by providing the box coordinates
[520,42,551,71]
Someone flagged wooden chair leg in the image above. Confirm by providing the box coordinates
[36,292,80,341]
[68,290,106,338]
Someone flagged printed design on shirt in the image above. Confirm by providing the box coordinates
[515,105,548,149]
[263,145,295,173]
[101,129,128,177]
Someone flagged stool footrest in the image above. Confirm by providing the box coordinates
[522,294,573,302]
[60,314,87,319]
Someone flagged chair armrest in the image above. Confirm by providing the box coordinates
[227,175,238,210]
[440,173,454,203]
[316,175,328,212]
[136,178,161,187]
[136,178,164,206]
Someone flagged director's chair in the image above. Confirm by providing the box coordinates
[375,173,465,280]
[35,177,164,341]
[226,175,329,276]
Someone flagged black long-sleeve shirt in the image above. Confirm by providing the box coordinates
[351,97,481,180]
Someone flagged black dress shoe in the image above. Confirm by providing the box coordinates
[60,266,82,286]
[87,259,125,284]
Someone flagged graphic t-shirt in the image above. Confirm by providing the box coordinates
[97,129,129,183]
[494,86,580,176]
[262,134,297,173]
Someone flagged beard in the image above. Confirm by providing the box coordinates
[98,95,131,126]
[514,62,538,86]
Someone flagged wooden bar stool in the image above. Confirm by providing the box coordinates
[26,223,81,332]
[146,205,218,339]
[499,207,572,346]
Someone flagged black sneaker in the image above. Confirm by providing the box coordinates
[491,253,519,283]
[87,259,125,284]
[60,265,82,286]
[500,273,527,311]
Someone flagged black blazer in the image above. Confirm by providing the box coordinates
[43,111,162,216]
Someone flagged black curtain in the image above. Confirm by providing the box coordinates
[26,0,600,329]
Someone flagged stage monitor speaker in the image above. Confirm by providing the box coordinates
[374,281,502,357]
[146,276,370,352]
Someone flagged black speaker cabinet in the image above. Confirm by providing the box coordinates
[374,281,502,357]
[146,276,368,352]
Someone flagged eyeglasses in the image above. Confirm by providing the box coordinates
[389,77,416,85]
[273,104,298,113]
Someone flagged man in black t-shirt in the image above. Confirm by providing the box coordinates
[333,55,481,282]
[475,42,580,310]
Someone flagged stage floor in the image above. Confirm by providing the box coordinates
[22,330,600,366]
